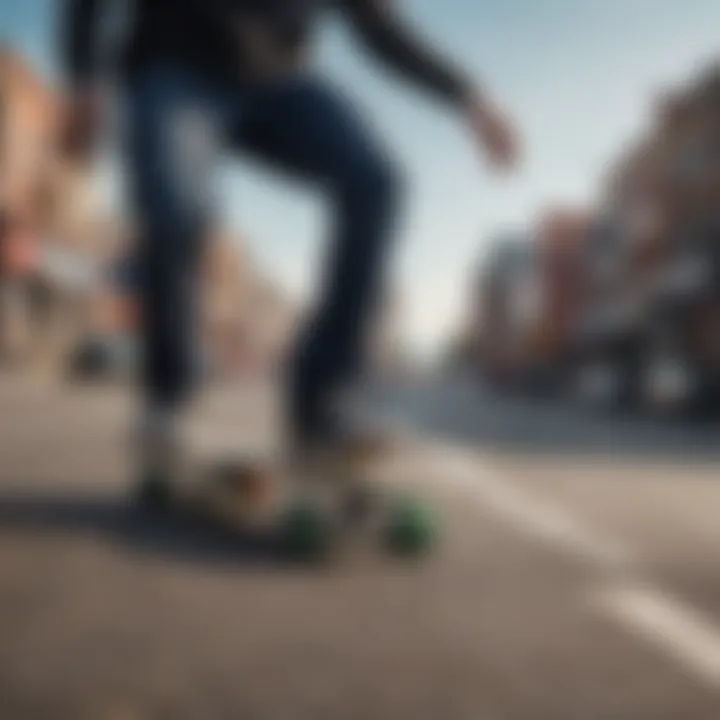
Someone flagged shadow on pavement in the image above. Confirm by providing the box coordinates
[0,491,301,570]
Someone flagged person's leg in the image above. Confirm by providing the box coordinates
[125,66,225,480]
[233,77,404,442]
[126,66,221,424]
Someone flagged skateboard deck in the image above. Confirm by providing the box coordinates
[137,437,437,563]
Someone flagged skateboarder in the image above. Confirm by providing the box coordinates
[62,0,519,484]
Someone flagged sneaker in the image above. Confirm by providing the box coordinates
[291,385,394,460]
[133,409,185,513]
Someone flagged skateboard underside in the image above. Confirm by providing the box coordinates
[139,447,436,562]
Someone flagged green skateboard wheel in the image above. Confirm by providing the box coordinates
[280,502,332,561]
[384,497,437,557]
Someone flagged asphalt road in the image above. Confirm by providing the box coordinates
[2,373,720,719]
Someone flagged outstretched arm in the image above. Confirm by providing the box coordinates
[341,0,519,170]
[341,0,472,106]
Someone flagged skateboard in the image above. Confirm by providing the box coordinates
[136,436,437,563]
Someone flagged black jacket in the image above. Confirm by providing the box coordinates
[62,0,471,104]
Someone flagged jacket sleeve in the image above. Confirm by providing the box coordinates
[341,0,473,106]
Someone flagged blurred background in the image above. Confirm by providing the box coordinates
[5,1,720,719]
[453,67,720,420]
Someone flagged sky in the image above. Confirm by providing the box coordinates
[3,0,720,357]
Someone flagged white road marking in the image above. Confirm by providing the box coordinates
[594,584,720,688]
[425,444,636,570]
[417,440,720,689]
[364,404,637,569]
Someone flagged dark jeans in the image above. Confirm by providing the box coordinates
[127,65,402,439]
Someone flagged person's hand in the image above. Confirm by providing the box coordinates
[465,92,520,173]
[61,85,106,164]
